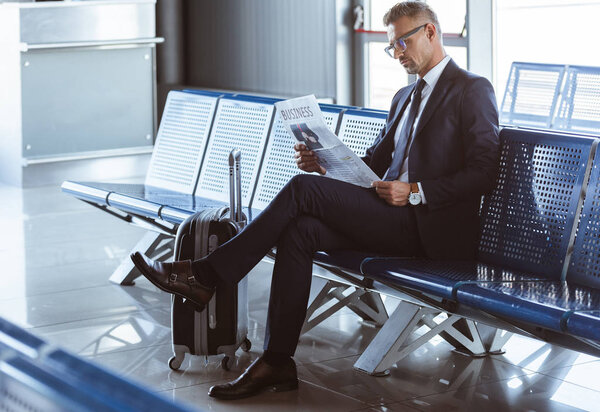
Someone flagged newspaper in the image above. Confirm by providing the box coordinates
[274,95,380,188]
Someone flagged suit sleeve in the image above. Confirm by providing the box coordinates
[420,77,500,210]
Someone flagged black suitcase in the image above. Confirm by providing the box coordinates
[168,150,251,371]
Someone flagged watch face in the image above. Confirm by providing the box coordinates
[409,192,421,205]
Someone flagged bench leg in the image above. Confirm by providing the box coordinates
[353,301,486,376]
[487,328,513,354]
[109,232,173,286]
[300,280,388,335]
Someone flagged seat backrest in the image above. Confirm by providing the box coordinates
[250,105,343,211]
[194,95,277,206]
[499,62,566,129]
[567,144,600,287]
[554,65,600,135]
[478,127,597,279]
[337,109,387,157]
[145,90,221,194]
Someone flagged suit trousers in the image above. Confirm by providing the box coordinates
[205,174,422,356]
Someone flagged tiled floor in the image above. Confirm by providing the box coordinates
[2,182,600,411]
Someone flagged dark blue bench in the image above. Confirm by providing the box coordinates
[554,65,600,134]
[0,317,194,412]
[357,128,600,375]
[500,62,600,134]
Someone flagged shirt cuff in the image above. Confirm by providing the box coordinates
[417,182,427,204]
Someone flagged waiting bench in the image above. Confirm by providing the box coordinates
[500,61,600,134]
[0,317,194,411]
[62,88,600,379]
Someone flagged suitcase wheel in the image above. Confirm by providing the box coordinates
[169,355,183,371]
[241,338,252,352]
[221,356,234,371]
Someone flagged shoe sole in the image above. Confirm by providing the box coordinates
[130,253,206,311]
[208,379,299,400]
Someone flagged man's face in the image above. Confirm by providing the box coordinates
[387,16,433,76]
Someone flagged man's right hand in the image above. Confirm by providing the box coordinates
[294,143,326,175]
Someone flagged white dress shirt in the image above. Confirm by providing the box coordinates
[388,55,452,203]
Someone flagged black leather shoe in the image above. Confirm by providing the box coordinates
[130,252,214,310]
[208,356,298,400]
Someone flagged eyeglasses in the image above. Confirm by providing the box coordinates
[384,23,428,58]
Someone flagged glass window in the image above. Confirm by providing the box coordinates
[368,42,409,110]
[425,0,466,34]
[446,46,467,70]
[370,0,465,34]
[495,0,600,97]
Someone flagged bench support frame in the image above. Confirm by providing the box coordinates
[353,300,488,376]
[109,232,174,285]
[301,279,388,335]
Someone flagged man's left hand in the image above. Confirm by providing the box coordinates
[372,181,410,206]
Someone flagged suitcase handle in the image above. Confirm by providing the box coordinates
[228,149,245,227]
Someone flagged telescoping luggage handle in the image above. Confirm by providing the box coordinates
[228,149,245,226]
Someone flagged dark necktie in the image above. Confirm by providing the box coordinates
[384,79,426,181]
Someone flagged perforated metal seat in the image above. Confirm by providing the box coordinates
[146,90,223,194]
[250,105,343,211]
[454,132,600,336]
[194,95,278,206]
[361,128,597,301]
[559,144,600,340]
[337,109,387,157]
[499,62,566,129]
[554,65,600,135]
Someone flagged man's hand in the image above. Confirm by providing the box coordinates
[294,143,326,175]
[372,180,410,206]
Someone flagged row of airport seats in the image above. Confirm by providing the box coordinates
[62,88,600,380]
[0,317,194,411]
[500,62,600,134]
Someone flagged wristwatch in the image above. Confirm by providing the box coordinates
[408,183,422,206]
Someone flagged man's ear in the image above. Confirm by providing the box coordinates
[426,23,436,40]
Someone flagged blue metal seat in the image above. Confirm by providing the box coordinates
[454,132,600,335]
[361,128,597,300]
[554,65,600,135]
[337,108,387,157]
[0,318,193,412]
[194,94,278,205]
[457,280,600,333]
[250,104,344,211]
[499,62,566,129]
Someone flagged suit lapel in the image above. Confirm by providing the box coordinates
[388,86,414,133]
[413,59,459,139]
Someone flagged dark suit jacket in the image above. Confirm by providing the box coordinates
[363,59,500,259]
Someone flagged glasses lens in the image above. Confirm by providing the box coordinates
[396,39,407,52]
[384,45,394,58]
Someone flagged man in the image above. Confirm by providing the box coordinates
[130,1,499,400]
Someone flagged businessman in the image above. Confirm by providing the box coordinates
[131,0,499,400]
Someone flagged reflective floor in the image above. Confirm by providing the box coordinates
[1,182,600,411]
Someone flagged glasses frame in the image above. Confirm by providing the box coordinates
[384,23,428,58]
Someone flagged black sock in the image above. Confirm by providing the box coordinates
[191,259,219,289]
[262,350,292,367]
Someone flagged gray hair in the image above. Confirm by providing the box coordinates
[383,1,442,36]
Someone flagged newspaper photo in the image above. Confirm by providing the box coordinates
[274,95,380,188]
